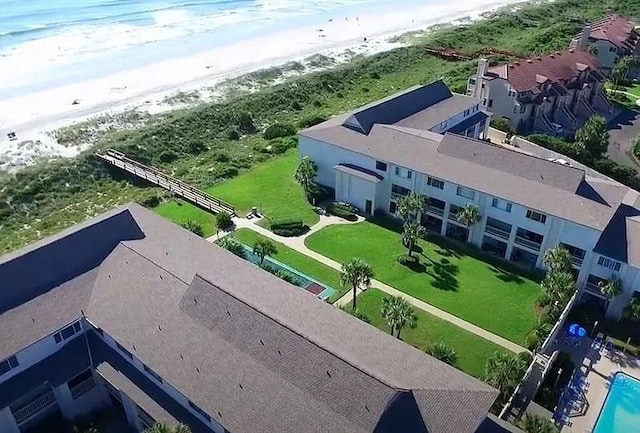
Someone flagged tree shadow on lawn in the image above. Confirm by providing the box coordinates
[400,256,459,291]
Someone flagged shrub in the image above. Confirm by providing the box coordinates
[268,136,297,154]
[270,219,307,236]
[139,194,161,208]
[181,220,204,237]
[218,236,246,259]
[158,150,178,163]
[427,342,458,366]
[226,129,240,141]
[213,151,231,163]
[298,115,328,128]
[311,184,334,202]
[234,111,257,134]
[631,135,640,159]
[490,117,514,136]
[263,123,297,140]
[216,211,233,231]
[327,202,357,221]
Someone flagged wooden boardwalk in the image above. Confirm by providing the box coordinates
[96,148,235,215]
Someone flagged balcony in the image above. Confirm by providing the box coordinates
[484,217,512,240]
[448,204,462,222]
[570,255,584,268]
[426,198,446,217]
[514,228,543,251]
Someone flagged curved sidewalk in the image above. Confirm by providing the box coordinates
[210,216,527,354]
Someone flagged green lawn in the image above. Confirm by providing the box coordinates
[207,150,319,227]
[356,288,509,379]
[233,228,349,302]
[154,198,216,236]
[306,220,541,344]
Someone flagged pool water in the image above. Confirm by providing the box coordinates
[593,373,640,433]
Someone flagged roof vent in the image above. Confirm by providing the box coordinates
[196,367,200,373]
[569,48,575,53]
[132,345,137,351]
[526,59,533,63]
[536,57,542,61]
[158,325,162,331]
[508,64,515,69]
[180,353,184,359]
[239,383,243,389]
[32,317,35,323]
[226,309,231,316]
[365,405,370,412]
[326,370,332,378]
[159,274,163,280]
[514,61,521,66]
[259,339,264,346]
[277,349,282,355]
[218,411,223,418]
[549,54,555,59]
[194,298,198,304]
[80,309,84,315]
[556,51,561,55]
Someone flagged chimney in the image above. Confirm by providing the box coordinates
[476,58,489,78]
[472,58,489,98]
[578,25,591,51]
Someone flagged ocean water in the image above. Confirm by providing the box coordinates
[0,0,391,98]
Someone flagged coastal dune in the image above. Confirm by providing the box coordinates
[0,0,526,171]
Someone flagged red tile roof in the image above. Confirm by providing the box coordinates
[487,49,601,92]
[588,14,637,48]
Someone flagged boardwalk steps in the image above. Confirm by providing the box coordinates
[96,148,235,216]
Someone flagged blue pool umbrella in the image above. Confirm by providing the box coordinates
[569,324,579,336]
[577,327,587,338]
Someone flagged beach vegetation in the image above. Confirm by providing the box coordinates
[3,0,640,255]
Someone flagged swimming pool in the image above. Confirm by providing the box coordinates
[593,372,640,433]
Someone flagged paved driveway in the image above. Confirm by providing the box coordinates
[607,108,640,169]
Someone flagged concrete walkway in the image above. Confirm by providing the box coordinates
[208,215,527,354]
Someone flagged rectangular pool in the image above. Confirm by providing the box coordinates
[593,372,640,433]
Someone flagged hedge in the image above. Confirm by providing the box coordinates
[270,219,307,236]
[327,202,357,221]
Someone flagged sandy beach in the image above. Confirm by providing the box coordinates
[0,0,527,171]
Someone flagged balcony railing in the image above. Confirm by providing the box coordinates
[12,390,56,424]
[570,255,584,268]
[485,225,511,240]
[426,205,445,217]
[514,236,542,251]
[448,211,461,222]
[584,282,605,296]
[70,376,96,400]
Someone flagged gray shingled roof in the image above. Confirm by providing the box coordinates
[0,203,497,433]
[301,122,628,231]
[343,79,479,134]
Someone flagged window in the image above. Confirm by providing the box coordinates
[609,46,617,52]
[189,400,211,422]
[427,176,444,190]
[389,201,397,214]
[597,256,622,272]
[469,78,476,85]
[508,88,517,97]
[143,364,163,383]
[488,99,493,107]
[0,356,18,376]
[464,108,470,116]
[393,167,412,179]
[491,197,512,212]
[525,209,547,224]
[440,120,448,129]
[54,321,82,344]
[456,186,475,200]
[115,342,133,359]
[391,184,411,196]
[375,161,387,171]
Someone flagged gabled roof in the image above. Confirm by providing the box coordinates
[0,203,497,433]
[343,79,478,134]
[486,49,602,92]
[301,120,628,230]
[594,190,640,266]
[582,14,638,49]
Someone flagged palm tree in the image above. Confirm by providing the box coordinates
[541,270,575,303]
[543,246,572,273]
[623,297,640,321]
[181,220,204,237]
[485,351,527,405]
[402,220,426,257]
[218,236,247,259]
[396,192,427,221]
[457,203,481,243]
[598,275,622,298]
[293,156,318,200]
[381,295,418,339]
[525,321,553,352]
[427,342,458,366]
[517,413,558,433]
[144,423,191,433]
[340,258,374,311]
[253,239,277,264]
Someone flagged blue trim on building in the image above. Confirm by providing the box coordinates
[447,112,489,135]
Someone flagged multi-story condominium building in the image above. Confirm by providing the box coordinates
[0,203,506,433]
[299,80,640,320]
[570,14,640,74]
[466,50,613,136]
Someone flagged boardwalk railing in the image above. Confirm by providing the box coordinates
[96,148,235,215]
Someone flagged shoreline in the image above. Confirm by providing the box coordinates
[0,0,527,172]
